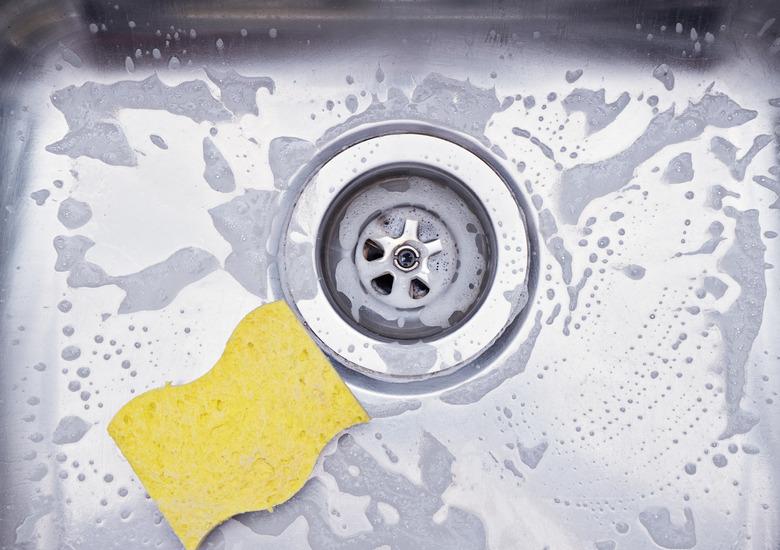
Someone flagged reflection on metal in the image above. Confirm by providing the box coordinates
[283,132,529,379]
[0,1,779,549]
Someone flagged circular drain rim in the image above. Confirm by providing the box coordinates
[280,125,532,383]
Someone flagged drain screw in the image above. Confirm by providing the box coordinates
[393,245,420,271]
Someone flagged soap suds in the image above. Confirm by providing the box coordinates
[710,134,772,181]
[14,496,53,546]
[28,463,48,482]
[47,75,231,166]
[204,68,275,117]
[46,122,138,166]
[52,415,90,444]
[562,88,630,135]
[638,507,696,549]
[57,198,92,229]
[374,343,438,376]
[316,73,500,147]
[517,440,548,469]
[702,276,728,299]
[753,173,780,209]
[30,189,50,205]
[715,207,766,439]
[621,264,646,280]
[675,221,725,256]
[504,284,530,322]
[268,137,316,190]
[652,64,675,90]
[362,399,422,418]
[418,432,455,494]
[567,268,593,312]
[503,458,524,479]
[559,92,756,224]
[538,208,573,284]
[345,94,359,113]
[64,247,219,313]
[512,128,561,168]
[284,240,318,300]
[209,189,279,297]
[239,433,487,549]
[545,303,562,325]
[565,69,583,83]
[53,235,94,271]
[706,185,740,210]
[202,137,236,192]
[441,310,542,405]
[149,134,168,149]
[663,152,694,183]
[60,46,83,68]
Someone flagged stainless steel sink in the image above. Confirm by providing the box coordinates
[2,1,780,548]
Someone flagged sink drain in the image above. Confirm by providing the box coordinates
[282,131,530,381]
[322,166,491,340]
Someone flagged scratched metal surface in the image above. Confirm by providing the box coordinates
[1,1,779,549]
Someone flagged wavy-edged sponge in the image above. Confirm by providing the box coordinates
[108,301,369,550]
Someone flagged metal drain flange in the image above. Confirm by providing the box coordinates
[282,131,530,381]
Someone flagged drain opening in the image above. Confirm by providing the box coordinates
[318,164,495,341]
[363,239,384,261]
[410,278,430,299]
[371,273,394,295]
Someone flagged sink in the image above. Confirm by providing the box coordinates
[1,1,779,548]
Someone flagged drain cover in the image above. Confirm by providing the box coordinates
[282,131,530,381]
[326,168,490,340]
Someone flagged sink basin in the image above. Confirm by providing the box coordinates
[2,1,779,548]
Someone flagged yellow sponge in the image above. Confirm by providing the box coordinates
[108,301,369,550]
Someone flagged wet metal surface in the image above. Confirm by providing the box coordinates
[1,1,780,549]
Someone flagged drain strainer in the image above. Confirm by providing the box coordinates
[324,167,490,340]
[282,132,529,381]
